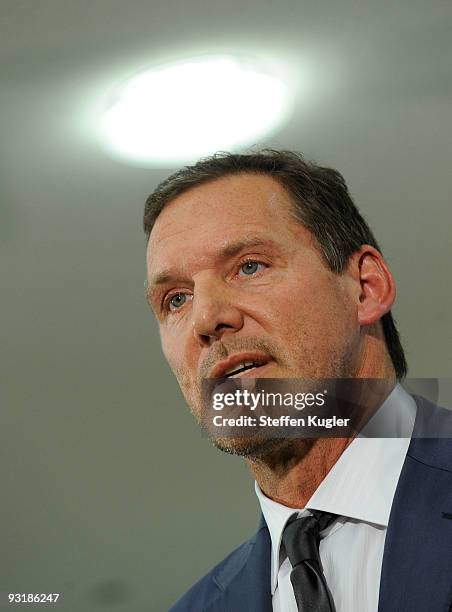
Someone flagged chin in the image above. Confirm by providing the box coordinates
[210,435,290,460]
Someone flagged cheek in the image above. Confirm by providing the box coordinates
[161,334,202,416]
[266,274,355,343]
[161,330,195,387]
[306,288,358,357]
[160,333,181,377]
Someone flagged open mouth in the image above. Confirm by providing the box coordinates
[223,361,267,378]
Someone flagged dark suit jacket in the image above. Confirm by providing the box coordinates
[170,395,452,611]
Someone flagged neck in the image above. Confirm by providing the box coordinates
[247,437,353,508]
[247,331,396,508]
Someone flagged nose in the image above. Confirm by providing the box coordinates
[192,279,244,347]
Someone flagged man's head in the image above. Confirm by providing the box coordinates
[143,150,407,458]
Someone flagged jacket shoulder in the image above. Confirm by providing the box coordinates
[169,531,258,612]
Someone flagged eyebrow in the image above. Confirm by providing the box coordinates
[146,237,279,308]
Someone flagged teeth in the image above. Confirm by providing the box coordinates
[223,361,256,377]
[230,367,256,379]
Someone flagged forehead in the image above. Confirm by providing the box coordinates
[147,173,300,269]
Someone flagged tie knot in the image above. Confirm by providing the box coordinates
[282,511,337,568]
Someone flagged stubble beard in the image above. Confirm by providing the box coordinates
[176,335,358,466]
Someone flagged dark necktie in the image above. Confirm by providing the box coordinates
[282,510,338,612]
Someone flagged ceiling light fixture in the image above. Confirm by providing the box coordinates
[99,55,292,166]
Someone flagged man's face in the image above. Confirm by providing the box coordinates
[146,173,361,455]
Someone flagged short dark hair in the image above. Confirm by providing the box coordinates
[143,149,407,378]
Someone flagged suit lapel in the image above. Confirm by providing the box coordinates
[208,519,272,612]
[379,413,452,611]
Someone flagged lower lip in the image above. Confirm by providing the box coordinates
[229,361,274,378]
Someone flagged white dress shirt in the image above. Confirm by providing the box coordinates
[255,383,417,612]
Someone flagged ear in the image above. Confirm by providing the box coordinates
[348,245,396,326]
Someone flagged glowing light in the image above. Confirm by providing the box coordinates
[99,55,292,166]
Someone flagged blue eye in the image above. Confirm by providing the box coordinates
[240,261,263,275]
[169,293,187,311]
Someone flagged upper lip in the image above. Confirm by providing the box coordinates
[209,352,272,378]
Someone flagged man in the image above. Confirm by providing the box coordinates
[143,150,452,611]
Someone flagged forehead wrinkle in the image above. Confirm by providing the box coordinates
[150,223,202,248]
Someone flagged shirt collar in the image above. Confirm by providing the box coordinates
[255,383,417,594]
